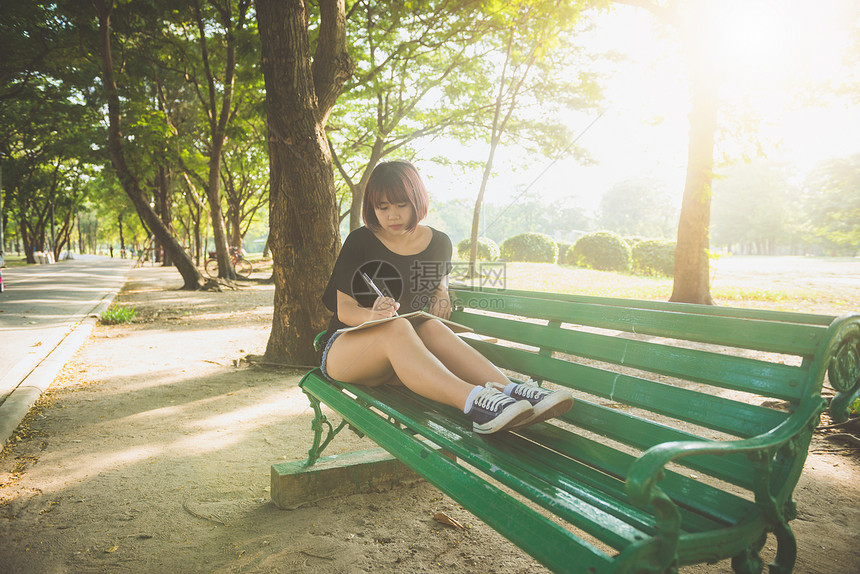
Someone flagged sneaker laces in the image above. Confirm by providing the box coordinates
[474,384,514,410]
[514,382,548,401]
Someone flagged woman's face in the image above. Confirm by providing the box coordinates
[374,196,414,235]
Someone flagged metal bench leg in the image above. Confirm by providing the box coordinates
[271,384,438,510]
[745,447,799,574]
[730,532,765,574]
[303,390,351,466]
[768,521,797,574]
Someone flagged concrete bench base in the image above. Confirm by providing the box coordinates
[271,447,430,509]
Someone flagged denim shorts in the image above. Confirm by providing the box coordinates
[319,331,342,381]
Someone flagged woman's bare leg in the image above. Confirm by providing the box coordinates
[324,318,474,410]
[413,319,509,387]
[411,320,574,429]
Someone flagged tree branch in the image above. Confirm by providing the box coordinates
[312,0,354,123]
[192,0,217,134]
[328,137,354,191]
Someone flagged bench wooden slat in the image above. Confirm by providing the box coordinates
[675,514,772,566]
[339,380,761,546]
[336,382,651,550]
[305,373,765,552]
[378,386,735,536]
[511,422,760,529]
[453,292,827,356]
[456,312,809,402]
[467,339,790,439]
[456,286,836,326]
[300,372,614,572]
[464,340,802,491]
[564,400,759,489]
[492,424,751,535]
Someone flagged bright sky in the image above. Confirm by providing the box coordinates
[419,0,860,216]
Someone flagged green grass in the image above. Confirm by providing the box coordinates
[471,262,856,316]
[1,254,29,268]
[99,305,138,325]
[506,263,673,299]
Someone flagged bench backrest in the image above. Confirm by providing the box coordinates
[449,286,842,494]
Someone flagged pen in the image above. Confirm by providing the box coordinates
[361,272,398,315]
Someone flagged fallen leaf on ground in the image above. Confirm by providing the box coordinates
[433,512,465,530]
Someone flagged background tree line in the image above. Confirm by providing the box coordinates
[2,0,270,282]
[429,155,859,258]
[2,0,603,360]
[2,1,598,275]
[2,0,857,363]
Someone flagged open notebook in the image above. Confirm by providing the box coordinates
[335,310,473,334]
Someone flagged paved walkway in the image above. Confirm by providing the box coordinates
[0,255,135,445]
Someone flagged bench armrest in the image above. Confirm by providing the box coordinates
[824,315,860,423]
[626,397,826,509]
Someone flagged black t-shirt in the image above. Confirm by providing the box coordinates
[322,226,453,334]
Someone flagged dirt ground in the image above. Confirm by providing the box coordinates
[1,263,858,573]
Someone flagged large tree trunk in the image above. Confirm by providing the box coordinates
[612,1,718,305]
[118,212,125,257]
[156,164,173,266]
[223,170,243,249]
[96,0,202,290]
[193,0,241,280]
[206,145,234,278]
[669,67,716,305]
[21,220,35,264]
[257,0,352,364]
[229,205,242,250]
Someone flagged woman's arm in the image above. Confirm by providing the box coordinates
[428,275,452,320]
[336,290,400,326]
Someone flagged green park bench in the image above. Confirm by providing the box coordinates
[278,285,860,574]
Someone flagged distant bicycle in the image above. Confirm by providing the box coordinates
[204,246,252,278]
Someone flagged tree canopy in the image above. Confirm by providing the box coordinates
[2,0,857,356]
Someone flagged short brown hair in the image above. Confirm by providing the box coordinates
[362,161,429,232]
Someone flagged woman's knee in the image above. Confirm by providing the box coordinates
[380,316,418,337]
[414,317,451,339]
[324,338,394,385]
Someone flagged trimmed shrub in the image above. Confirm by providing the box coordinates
[632,239,676,276]
[500,232,558,263]
[568,231,631,272]
[456,237,500,261]
[556,241,573,264]
[624,236,646,249]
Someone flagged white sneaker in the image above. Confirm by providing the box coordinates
[504,380,574,429]
[466,384,534,434]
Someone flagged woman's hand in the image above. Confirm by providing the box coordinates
[428,289,452,320]
[337,290,398,326]
[371,296,400,319]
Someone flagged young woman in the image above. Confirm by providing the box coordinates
[319,161,572,434]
